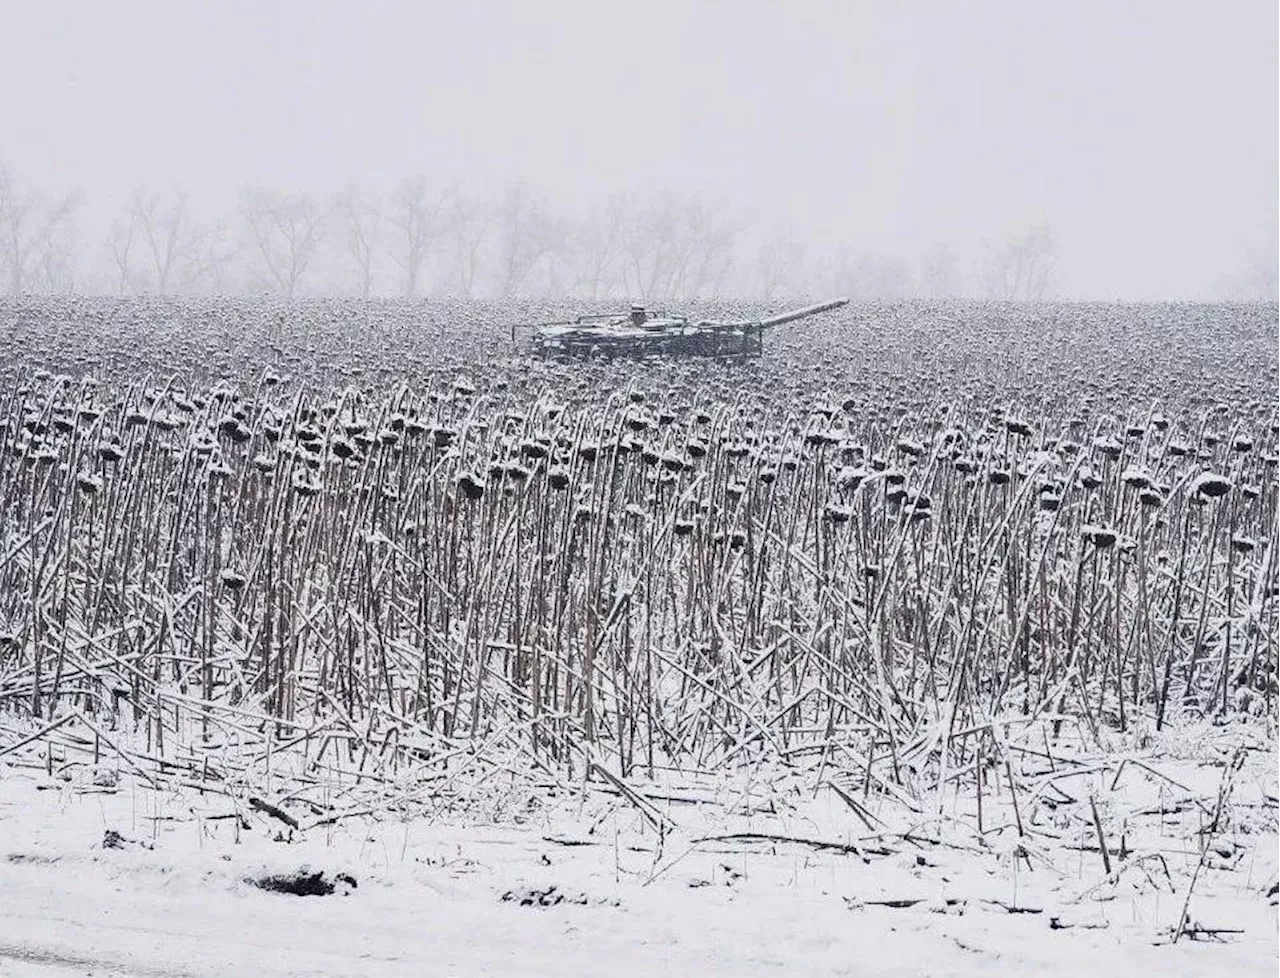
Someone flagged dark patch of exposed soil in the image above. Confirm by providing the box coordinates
[248,869,357,896]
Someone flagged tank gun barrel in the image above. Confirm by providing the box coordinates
[758,297,849,329]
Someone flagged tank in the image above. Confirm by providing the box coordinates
[512,298,849,359]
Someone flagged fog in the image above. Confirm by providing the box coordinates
[0,0,1275,300]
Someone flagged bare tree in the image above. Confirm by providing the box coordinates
[239,189,328,297]
[984,225,1057,300]
[184,219,242,294]
[29,195,82,292]
[571,195,629,299]
[105,213,140,294]
[334,185,382,297]
[0,164,36,293]
[446,193,490,298]
[672,197,740,300]
[109,188,234,294]
[131,188,198,293]
[623,193,683,302]
[386,175,452,297]
[0,164,81,293]
[921,242,959,299]
[754,223,809,299]
[619,193,742,303]
[493,182,555,297]
[535,228,575,297]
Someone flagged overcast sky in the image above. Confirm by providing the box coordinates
[1,0,1275,298]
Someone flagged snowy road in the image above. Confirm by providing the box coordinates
[3,835,1274,977]
[0,838,971,978]
[1,766,1275,978]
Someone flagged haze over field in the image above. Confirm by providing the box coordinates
[0,0,1275,299]
[0,5,1277,974]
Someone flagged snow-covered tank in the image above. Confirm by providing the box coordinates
[513,298,849,359]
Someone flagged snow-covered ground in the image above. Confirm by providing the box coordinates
[1,720,1275,978]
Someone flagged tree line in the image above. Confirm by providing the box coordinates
[1,162,1072,302]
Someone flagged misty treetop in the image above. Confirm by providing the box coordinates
[0,163,1192,303]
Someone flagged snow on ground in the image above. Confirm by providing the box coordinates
[0,721,1275,978]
